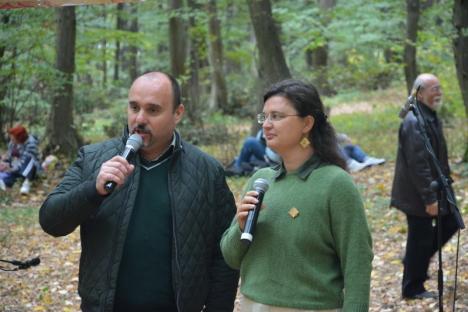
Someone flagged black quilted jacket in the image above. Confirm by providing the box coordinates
[391,102,452,217]
[39,131,239,312]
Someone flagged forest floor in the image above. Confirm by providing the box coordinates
[0,159,466,312]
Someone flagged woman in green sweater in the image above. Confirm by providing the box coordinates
[221,79,373,312]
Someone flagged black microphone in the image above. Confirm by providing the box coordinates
[241,178,269,244]
[104,134,143,194]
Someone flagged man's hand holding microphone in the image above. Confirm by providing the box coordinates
[96,134,143,195]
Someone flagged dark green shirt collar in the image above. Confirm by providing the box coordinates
[273,154,323,180]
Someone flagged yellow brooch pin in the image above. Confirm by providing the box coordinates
[288,207,299,219]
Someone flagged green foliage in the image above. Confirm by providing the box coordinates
[273,4,323,63]
[0,9,56,131]
[80,102,127,143]
[0,0,465,155]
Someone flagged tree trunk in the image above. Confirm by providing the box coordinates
[118,4,138,84]
[46,6,82,157]
[113,3,125,81]
[246,0,290,88]
[186,0,203,125]
[207,0,228,113]
[453,0,468,118]
[246,0,291,132]
[127,4,138,82]
[404,0,420,94]
[101,5,107,88]
[102,38,107,87]
[305,0,335,96]
[0,13,10,143]
[168,0,189,109]
[453,0,468,162]
[169,0,187,78]
[306,45,328,85]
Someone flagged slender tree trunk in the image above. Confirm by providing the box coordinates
[0,13,10,143]
[114,3,125,81]
[186,0,203,125]
[306,43,331,95]
[118,4,138,84]
[246,0,291,132]
[169,0,187,78]
[453,0,468,162]
[102,38,107,87]
[404,0,420,94]
[453,0,468,117]
[305,0,335,96]
[207,0,228,113]
[168,0,189,108]
[46,6,81,157]
[101,5,107,88]
[127,4,138,82]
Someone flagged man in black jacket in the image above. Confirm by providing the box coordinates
[391,73,459,300]
[39,72,239,311]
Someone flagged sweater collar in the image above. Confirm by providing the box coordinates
[273,154,322,180]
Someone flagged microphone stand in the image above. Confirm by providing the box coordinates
[410,101,464,312]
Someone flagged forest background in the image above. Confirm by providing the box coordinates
[0,0,467,311]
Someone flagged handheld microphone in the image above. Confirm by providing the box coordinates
[104,134,143,194]
[240,178,269,244]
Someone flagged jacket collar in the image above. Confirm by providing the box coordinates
[417,101,437,123]
[273,154,322,180]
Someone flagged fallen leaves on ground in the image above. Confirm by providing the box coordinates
[1,161,466,311]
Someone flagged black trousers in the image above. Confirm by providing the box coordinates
[402,213,459,297]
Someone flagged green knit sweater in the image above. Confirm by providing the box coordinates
[221,156,373,311]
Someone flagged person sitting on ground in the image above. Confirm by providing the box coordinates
[337,133,385,173]
[0,125,41,194]
[225,129,281,176]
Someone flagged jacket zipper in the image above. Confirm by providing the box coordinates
[104,169,137,311]
[169,154,182,312]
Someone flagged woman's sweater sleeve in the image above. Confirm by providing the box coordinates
[220,219,250,269]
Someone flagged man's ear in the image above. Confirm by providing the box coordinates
[174,104,185,124]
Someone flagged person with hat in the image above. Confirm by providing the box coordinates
[0,125,41,194]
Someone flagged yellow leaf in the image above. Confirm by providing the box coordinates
[41,293,52,305]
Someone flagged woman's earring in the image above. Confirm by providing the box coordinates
[300,136,310,148]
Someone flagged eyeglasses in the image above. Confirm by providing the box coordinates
[257,112,300,124]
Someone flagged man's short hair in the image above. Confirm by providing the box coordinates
[161,72,182,110]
